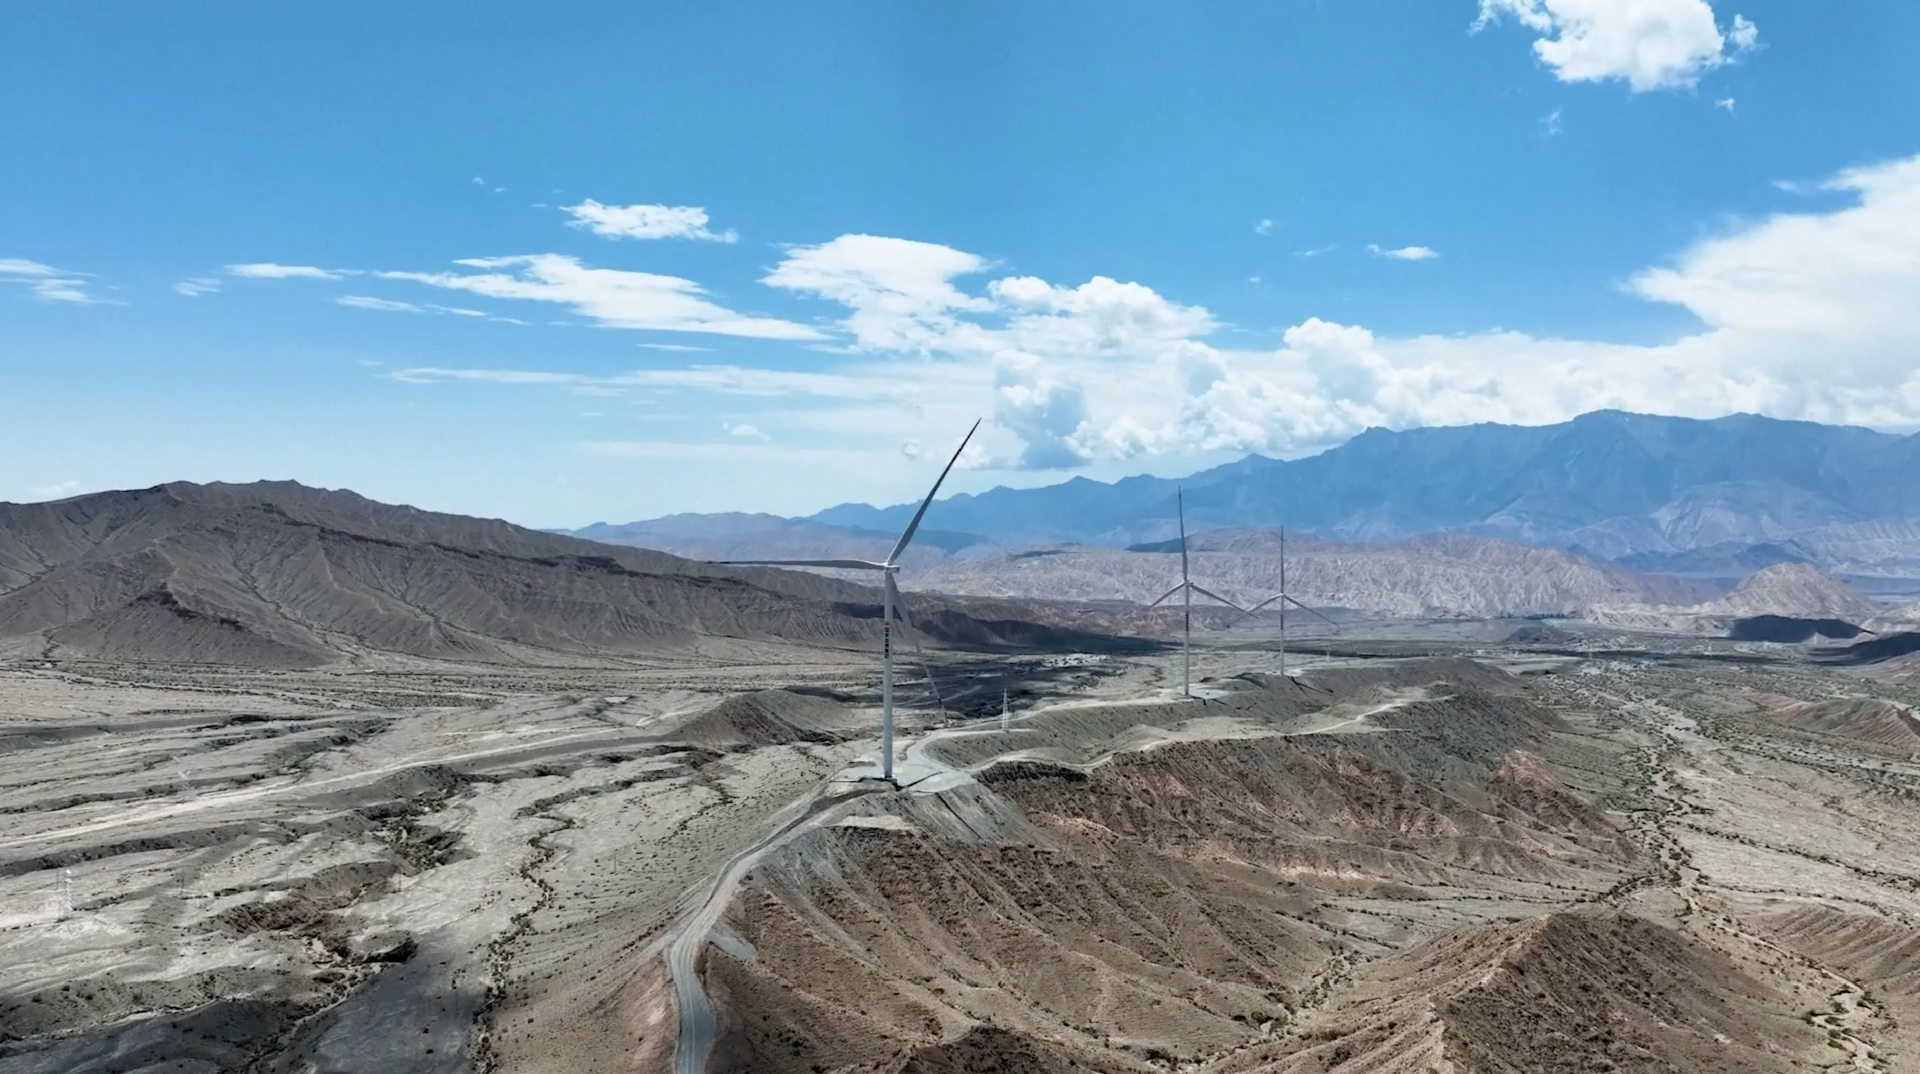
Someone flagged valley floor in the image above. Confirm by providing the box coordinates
[3,632,1920,1073]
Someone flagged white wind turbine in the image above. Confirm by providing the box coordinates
[1241,526,1340,675]
[718,419,979,784]
[1147,489,1247,698]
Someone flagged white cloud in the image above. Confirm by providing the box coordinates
[990,353,1093,469]
[726,423,771,441]
[1726,13,1757,50]
[1,258,99,303]
[901,440,923,460]
[1716,97,1736,113]
[338,295,425,313]
[1544,109,1564,135]
[391,363,914,400]
[0,258,61,277]
[1369,244,1440,260]
[1255,219,1274,235]
[639,343,712,352]
[28,480,85,500]
[562,200,738,243]
[378,254,822,339]
[174,278,221,297]
[764,234,993,352]
[228,263,353,280]
[1475,0,1757,91]
[991,275,1215,358]
[580,440,868,463]
[389,152,1920,477]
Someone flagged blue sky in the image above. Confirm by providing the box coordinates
[6,1,1920,526]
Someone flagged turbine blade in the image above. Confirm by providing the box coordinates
[716,558,887,570]
[1240,594,1283,618]
[1189,584,1248,613]
[1177,487,1190,582]
[888,575,945,716]
[1147,583,1185,609]
[888,418,982,566]
[1284,594,1341,629]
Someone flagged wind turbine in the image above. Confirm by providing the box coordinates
[1147,489,1247,698]
[717,419,979,784]
[1241,526,1340,676]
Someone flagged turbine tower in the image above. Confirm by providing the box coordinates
[1146,489,1247,698]
[717,419,979,784]
[1241,526,1340,675]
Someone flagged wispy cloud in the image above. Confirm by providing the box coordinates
[378,254,820,339]
[391,363,914,400]
[0,258,102,304]
[1369,244,1440,261]
[338,295,425,313]
[763,234,993,352]
[562,200,739,243]
[1254,219,1274,236]
[337,294,519,322]
[228,263,354,280]
[639,342,712,352]
[579,439,866,462]
[726,422,771,441]
[1715,97,1737,114]
[174,277,221,297]
[28,480,85,500]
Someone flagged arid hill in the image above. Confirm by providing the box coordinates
[0,483,1109,668]
[1589,561,1895,635]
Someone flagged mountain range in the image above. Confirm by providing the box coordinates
[565,410,1920,586]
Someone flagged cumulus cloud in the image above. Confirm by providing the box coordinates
[1,258,100,303]
[1369,244,1439,260]
[561,200,739,243]
[378,254,822,339]
[1475,0,1757,91]
[989,353,1094,469]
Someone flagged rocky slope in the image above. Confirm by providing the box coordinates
[1589,562,1901,635]
[0,483,1107,668]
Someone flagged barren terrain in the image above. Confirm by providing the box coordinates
[5,619,1920,1073]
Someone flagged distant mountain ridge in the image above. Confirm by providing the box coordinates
[565,411,1920,582]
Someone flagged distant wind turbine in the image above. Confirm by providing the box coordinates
[1241,526,1339,676]
[1147,489,1247,698]
[716,419,979,783]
